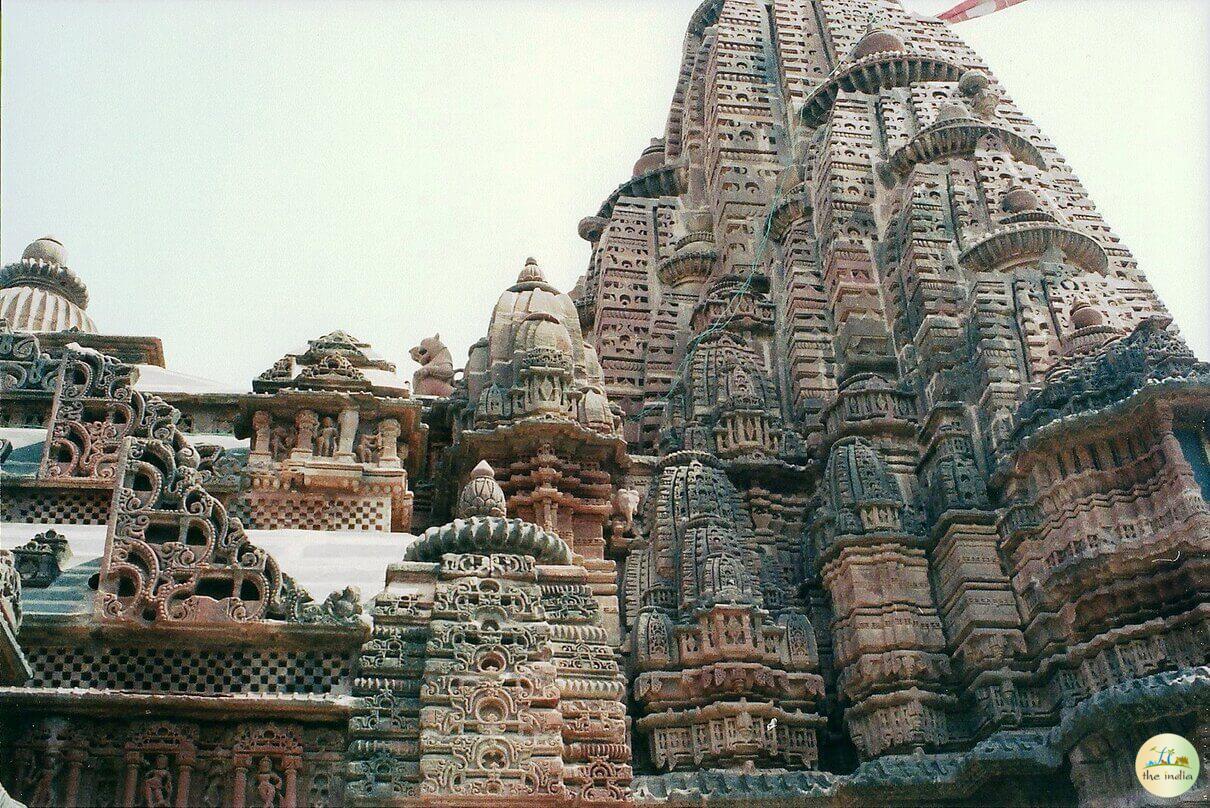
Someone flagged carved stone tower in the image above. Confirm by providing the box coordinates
[347,462,632,805]
[574,0,1209,804]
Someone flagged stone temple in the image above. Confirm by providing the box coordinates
[1,1,1208,805]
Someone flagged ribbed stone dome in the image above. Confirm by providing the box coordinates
[0,285,97,333]
[1,237,97,333]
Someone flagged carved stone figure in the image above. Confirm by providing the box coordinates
[268,423,294,462]
[141,755,172,808]
[612,488,640,531]
[322,586,363,621]
[356,430,380,465]
[316,416,338,458]
[409,333,455,396]
[254,757,282,808]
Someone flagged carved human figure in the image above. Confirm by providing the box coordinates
[142,755,173,808]
[254,757,282,808]
[356,430,380,464]
[737,710,754,740]
[269,424,294,461]
[409,333,455,396]
[316,416,338,458]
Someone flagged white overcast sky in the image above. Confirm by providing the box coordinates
[2,0,1208,387]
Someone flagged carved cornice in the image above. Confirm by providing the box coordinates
[1005,317,1209,456]
[403,516,573,564]
[800,53,966,128]
[0,259,89,309]
[595,159,687,220]
[657,244,717,288]
[960,222,1109,274]
[889,118,1047,177]
[767,182,812,243]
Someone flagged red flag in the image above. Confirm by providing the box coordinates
[939,0,1029,23]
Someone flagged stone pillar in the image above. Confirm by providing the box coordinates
[283,762,298,808]
[123,753,140,807]
[175,756,193,808]
[336,408,359,462]
[378,418,401,468]
[231,762,248,808]
[291,409,318,460]
[250,411,272,464]
[64,749,84,807]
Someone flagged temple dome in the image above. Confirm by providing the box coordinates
[0,237,97,333]
[457,460,507,519]
[462,258,621,435]
[0,286,96,333]
[487,258,582,371]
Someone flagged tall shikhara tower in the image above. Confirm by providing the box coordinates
[574,0,1210,804]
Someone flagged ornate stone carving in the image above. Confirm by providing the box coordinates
[347,472,631,806]
[2,1,1208,805]
[12,529,70,588]
[409,334,455,397]
[456,460,507,518]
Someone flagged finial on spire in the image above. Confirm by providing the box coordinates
[1001,186,1040,214]
[517,257,546,284]
[457,460,507,519]
[850,28,906,61]
[21,236,67,267]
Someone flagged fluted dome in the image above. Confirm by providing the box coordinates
[517,256,545,285]
[487,258,583,373]
[0,237,97,333]
[519,312,573,354]
[0,286,96,333]
[1070,300,1106,330]
[462,257,621,435]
